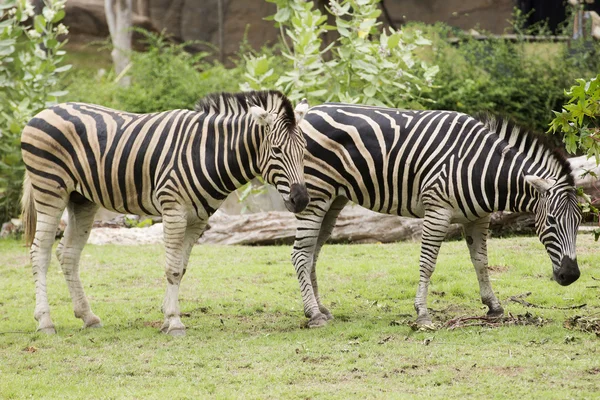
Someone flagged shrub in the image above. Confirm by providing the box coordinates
[64,30,245,113]
[243,0,439,108]
[549,74,600,162]
[427,14,600,133]
[0,0,70,222]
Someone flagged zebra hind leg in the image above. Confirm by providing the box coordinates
[414,208,452,327]
[31,201,68,334]
[463,216,504,318]
[57,198,102,328]
[310,196,348,321]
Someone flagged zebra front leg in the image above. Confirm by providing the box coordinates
[292,209,329,328]
[414,208,452,327]
[181,219,207,273]
[310,196,348,320]
[160,210,189,336]
[464,216,504,318]
[58,200,102,328]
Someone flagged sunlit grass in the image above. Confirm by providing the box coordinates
[0,235,599,399]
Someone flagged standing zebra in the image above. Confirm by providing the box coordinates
[293,104,582,328]
[21,90,309,335]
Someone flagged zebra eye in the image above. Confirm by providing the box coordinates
[547,215,557,225]
[272,146,283,155]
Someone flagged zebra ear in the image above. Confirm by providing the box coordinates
[294,98,309,123]
[249,105,275,127]
[524,175,556,194]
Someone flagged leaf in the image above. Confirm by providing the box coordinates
[307,89,328,97]
[363,85,377,97]
[52,9,65,23]
[273,7,291,23]
[45,38,58,49]
[48,90,68,97]
[34,15,46,33]
[387,33,401,49]
[54,64,72,73]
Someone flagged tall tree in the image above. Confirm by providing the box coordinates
[105,0,132,86]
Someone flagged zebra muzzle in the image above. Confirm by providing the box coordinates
[284,183,309,213]
[554,256,580,286]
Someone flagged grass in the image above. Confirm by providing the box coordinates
[0,235,599,399]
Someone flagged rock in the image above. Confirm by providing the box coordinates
[88,222,164,245]
[1,220,22,238]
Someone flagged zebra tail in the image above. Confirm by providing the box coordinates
[21,171,37,247]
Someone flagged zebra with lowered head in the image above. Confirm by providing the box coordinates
[293,104,582,328]
[21,90,309,335]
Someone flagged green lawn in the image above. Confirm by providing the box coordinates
[0,235,599,399]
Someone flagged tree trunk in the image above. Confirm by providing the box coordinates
[105,0,132,86]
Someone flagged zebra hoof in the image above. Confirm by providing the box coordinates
[85,322,103,329]
[308,314,329,328]
[414,316,435,330]
[37,326,57,335]
[166,328,186,337]
[320,308,334,321]
[486,308,504,319]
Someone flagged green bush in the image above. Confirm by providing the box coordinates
[243,0,438,108]
[549,74,600,162]
[64,30,245,113]
[427,17,600,132]
[0,0,70,222]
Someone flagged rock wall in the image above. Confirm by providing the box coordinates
[64,0,515,57]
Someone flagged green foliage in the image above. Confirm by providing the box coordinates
[244,0,438,107]
[64,30,245,113]
[428,21,600,133]
[549,75,600,240]
[0,0,70,222]
[1,236,599,397]
[123,215,154,228]
[549,75,600,161]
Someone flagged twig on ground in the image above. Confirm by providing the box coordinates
[508,292,586,310]
[444,312,548,330]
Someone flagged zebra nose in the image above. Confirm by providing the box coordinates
[288,183,309,213]
[555,257,580,286]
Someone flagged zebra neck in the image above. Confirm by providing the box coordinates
[489,150,539,213]
[188,112,265,197]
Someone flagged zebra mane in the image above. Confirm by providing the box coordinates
[478,114,574,186]
[195,90,296,130]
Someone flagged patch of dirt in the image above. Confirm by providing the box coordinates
[489,366,525,377]
[143,321,162,328]
[488,264,510,273]
[564,315,600,337]
[301,355,331,364]
[587,367,600,375]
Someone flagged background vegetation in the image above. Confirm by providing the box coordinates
[0,0,70,223]
[1,0,600,223]
[1,236,599,398]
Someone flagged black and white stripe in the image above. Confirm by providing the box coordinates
[21,90,309,335]
[292,104,582,327]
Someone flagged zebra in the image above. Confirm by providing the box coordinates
[20,90,310,336]
[292,104,582,328]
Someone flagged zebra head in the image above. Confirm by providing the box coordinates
[249,98,309,213]
[526,175,582,286]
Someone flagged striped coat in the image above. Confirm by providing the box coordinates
[292,104,581,327]
[21,91,309,335]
